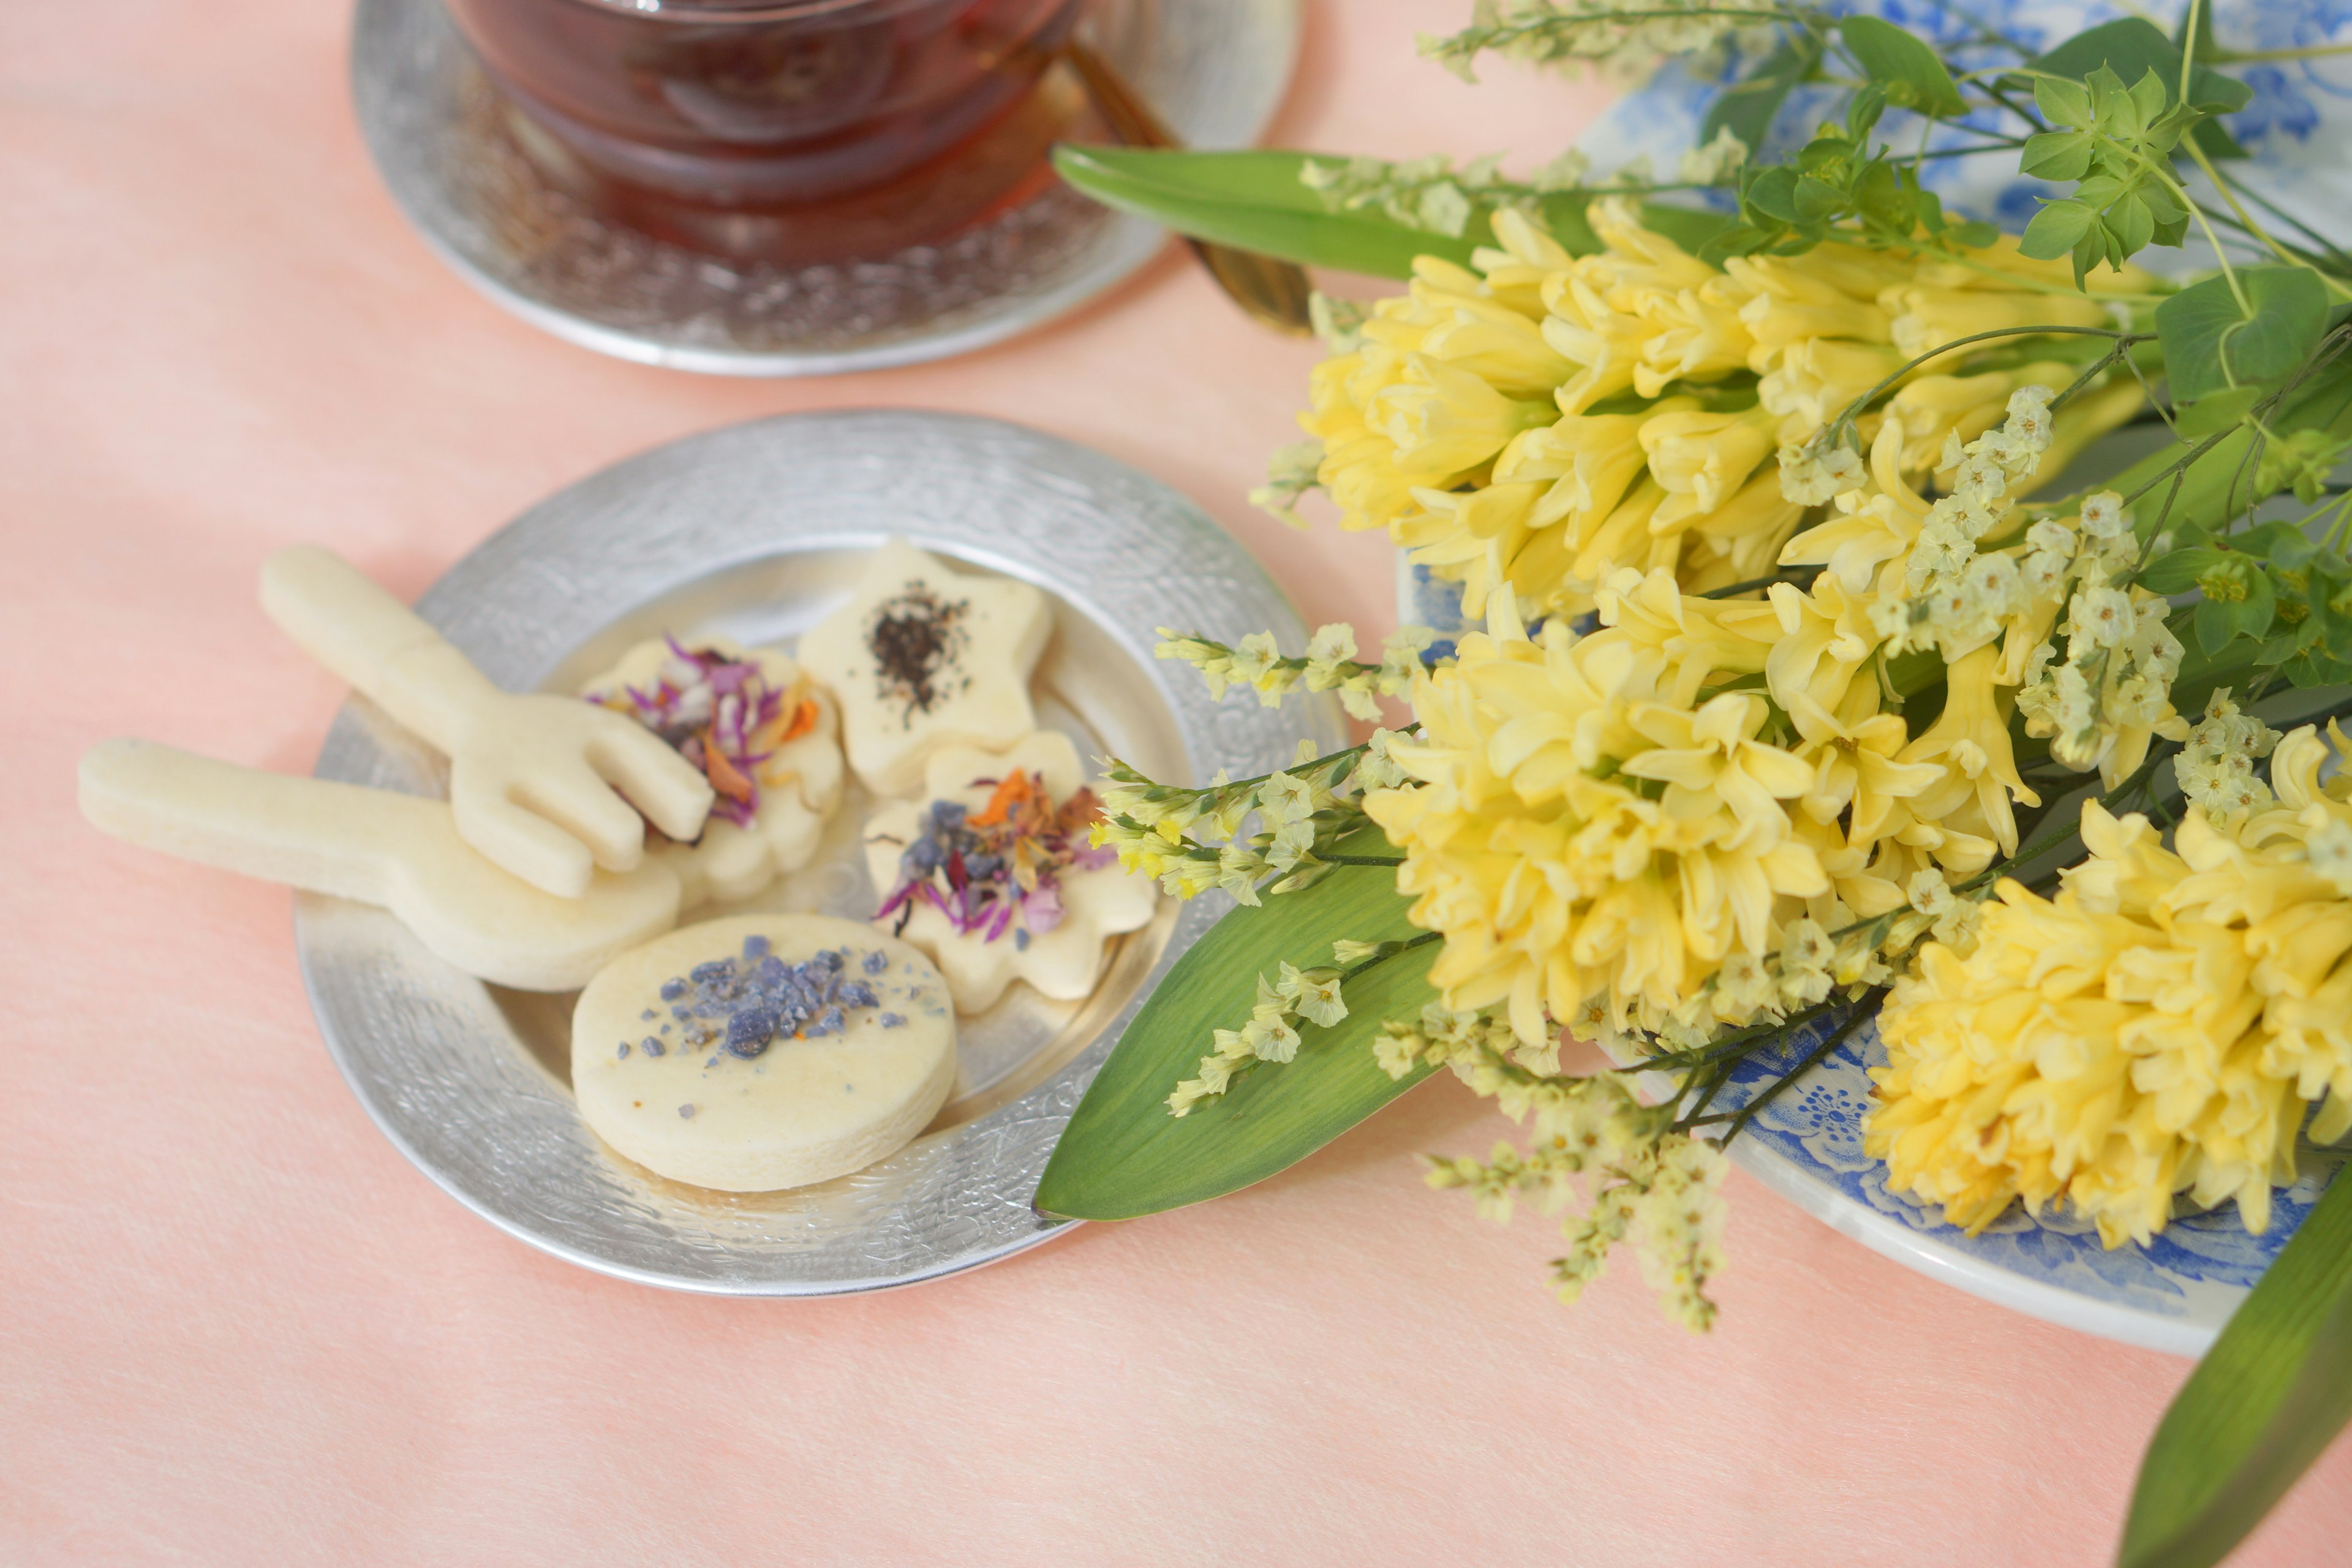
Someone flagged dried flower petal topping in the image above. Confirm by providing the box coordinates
[876,768,1115,944]
[590,636,820,831]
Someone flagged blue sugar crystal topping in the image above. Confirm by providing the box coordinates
[643,1038,666,1058]
[679,1104,696,1119]
[649,943,892,1063]
[726,1005,779,1058]
[879,1012,905,1029]
[617,1042,631,1059]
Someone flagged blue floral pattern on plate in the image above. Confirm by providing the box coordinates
[1396,1,2351,1348]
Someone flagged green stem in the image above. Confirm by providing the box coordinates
[1719,993,1885,1145]
[1337,929,1441,983]
[2209,42,2352,64]
[2182,135,2352,300]
[1825,325,2143,444]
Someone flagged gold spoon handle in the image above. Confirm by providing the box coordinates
[1062,39,1314,336]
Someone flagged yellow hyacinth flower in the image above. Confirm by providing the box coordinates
[1870,739,2352,1248]
[1287,201,2143,620]
[1366,582,1831,1044]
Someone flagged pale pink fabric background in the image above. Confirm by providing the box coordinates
[8,3,2350,1563]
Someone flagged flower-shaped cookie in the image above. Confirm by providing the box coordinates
[797,539,1052,798]
[582,636,845,908]
[862,730,1158,1013]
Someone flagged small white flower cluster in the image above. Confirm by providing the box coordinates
[1420,0,1781,89]
[1888,865,1986,956]
[1871,387,2059,658]
[1094,732,1411,902]
[1776,436,1867,506]
[2307,816,2352,898]
[1708,916,1839,1020]
[1156,622,1433,721]
[1396,1003,1727,1330]
[1167,959,1353,1117]
[1308,292,1370,354]
[2013,490,2188,780]
[1300,151,1506,238]
[2176,688,2283,826]
[1248,440,1327,530]
[1676,125,1749,184]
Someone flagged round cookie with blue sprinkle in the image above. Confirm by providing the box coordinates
[571,914,956,1192]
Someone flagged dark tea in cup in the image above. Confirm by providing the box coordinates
[446,0,1084,263]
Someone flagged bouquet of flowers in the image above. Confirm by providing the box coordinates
[1038,4,2352,1562]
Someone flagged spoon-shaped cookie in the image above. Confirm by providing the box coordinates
[79,738,680,991]
[260,546,715,899]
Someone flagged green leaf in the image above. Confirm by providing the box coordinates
[2027,17,2251,158]
[2157,267,2331,402]
[1839,15,1967,118]
[1744,164,1803,224]
[2020,129,2095,182]
[1051,146,1728,280]
[1702,32,1823,153]
[2032,18,2252,113]
[2119,1163,2352,1568]
[2174,383,2266,438]
[2034,74,2095,130]
[2193,567,2275,655]
[2234,520,2320,565]
[2019,199,2097,261]
[1053,146,1485,277]
[2138,544,2228,594]
[1035,832,1439,1221]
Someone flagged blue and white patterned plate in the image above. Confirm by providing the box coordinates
[1389,0,2352,1357]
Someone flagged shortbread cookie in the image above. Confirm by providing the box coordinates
[572,915,956,1192]
[796,539,1052,798]
[863,731,1159,1014]
[79,737,680,992]
[581,636,845,908]
[260,545,714,900]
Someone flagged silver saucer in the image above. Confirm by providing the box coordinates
[295,411,1340,1293]
[349,0,1300,375]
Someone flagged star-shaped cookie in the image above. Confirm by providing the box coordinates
[862,730,1159,1014]
[797,539,1052,798]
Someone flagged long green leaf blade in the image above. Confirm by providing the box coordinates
[1052,145,1731,279]
[1054,145,1485,277]
[2119,1164,2352,1568]
[1036,836,1435,1220]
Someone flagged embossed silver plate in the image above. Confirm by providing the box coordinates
[296,411,1341,1292]
[349,0,1300,376]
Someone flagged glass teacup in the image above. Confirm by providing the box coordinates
[446,0,1085,264]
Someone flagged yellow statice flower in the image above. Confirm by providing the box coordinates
[1869,728,2352,1248]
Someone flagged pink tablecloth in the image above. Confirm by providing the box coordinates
[9,4,2349,1563]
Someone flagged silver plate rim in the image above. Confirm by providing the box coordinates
[347,0,1303,378]
[295,409,1341,1294]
